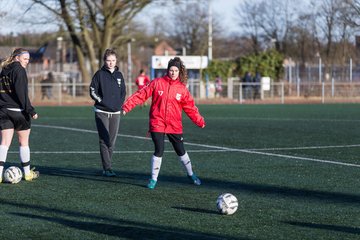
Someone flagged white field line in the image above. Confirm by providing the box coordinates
[248,144,360,151]
[209,116,360,122]
[39,116,360,122]
[8,150,230,154]
[31,124,360,168]
[181,142,360,168]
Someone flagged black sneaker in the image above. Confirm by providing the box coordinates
[102,170,117,177]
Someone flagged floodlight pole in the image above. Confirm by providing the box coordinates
[350,58,353,83]
[56,37,63,72]
[319,57,322,83]
[127,39,135,96]
[208,0,213,61]
[206,0,213,99]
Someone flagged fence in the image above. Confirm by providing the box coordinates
[228,82,360,104]
[29,80,140,105]
[29,78,360,105]
[188,77,360,104]
[284,58,360,83]
[25,63,360,105]
[15,59,360,105]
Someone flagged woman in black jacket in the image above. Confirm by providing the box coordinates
[0,48,39,183]
[90,49,126,177]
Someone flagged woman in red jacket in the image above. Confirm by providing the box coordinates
[122,57,205,189]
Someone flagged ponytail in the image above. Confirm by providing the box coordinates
[1,48,29,68]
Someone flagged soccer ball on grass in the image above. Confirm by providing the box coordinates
[4,166,23,184]
[216,193,238,215]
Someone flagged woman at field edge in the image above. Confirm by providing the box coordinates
[122,57,205,189]
[90,49,126,177]
[0,48,39,183]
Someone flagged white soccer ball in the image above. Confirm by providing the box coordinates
[216,193,238,215]
[4,166,23,184]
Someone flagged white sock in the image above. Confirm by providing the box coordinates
[19,146,31,175]
[179,152,193,176]
[150,155,162,181]
[0,145,9,177]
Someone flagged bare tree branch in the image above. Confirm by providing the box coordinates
[29,0,151,82]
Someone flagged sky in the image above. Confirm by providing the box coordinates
[0,0,242,36]
[135,0,242,35]
[211,0,241,33]
[0,0,59,35]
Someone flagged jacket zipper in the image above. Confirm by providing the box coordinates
[164,81,171,130]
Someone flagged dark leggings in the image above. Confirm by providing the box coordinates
[151,132,185,157]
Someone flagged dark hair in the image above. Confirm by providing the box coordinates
[167,57,188,83]
[103,48,117,62]
[1,48,29,68]
[47,72,54,81]
[139,69,145,74]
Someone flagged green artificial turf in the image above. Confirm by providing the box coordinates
[0,104,359,239]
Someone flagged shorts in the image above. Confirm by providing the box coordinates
[0,108,31,131]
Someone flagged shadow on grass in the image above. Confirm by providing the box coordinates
[201,178,360,205]
[172,206,219,215]
[35,165,205,188]
[1,200,252,240]
[30,165,360,204]
[283,221,360,235]
[35,165,148,187]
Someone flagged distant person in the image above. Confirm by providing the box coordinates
[135,69,150,91]
[45,72,54,99]
[253,72,261,100]
[214,76,223,98]
[41,71,54,100]
[40,76,47,100]
[89,49,126,177]
[0,48,39,183]
[122,57,205,189]
[242,71,252,100]
[135,69,151,107]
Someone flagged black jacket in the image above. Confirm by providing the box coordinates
[0,62,36,117]
[89,66,126,112]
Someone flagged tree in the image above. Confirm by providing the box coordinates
[238,50,284,81]
[344,0,360,27]
[235,0,298,55]
[313,0,343,60]
[234,1,262,54]
[164,1,221,56]
[30,0,151,82]
[287,13,318,62]
[203,60,237,80]
[310,0,354,81]
[343,0,360,60]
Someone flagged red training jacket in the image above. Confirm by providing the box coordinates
[122,75,205,134]
[135,74,150,90]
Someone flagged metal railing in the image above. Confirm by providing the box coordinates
[224,82,360,104]
[29,80,360,105]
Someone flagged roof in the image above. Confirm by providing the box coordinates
[154,40,177,55]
